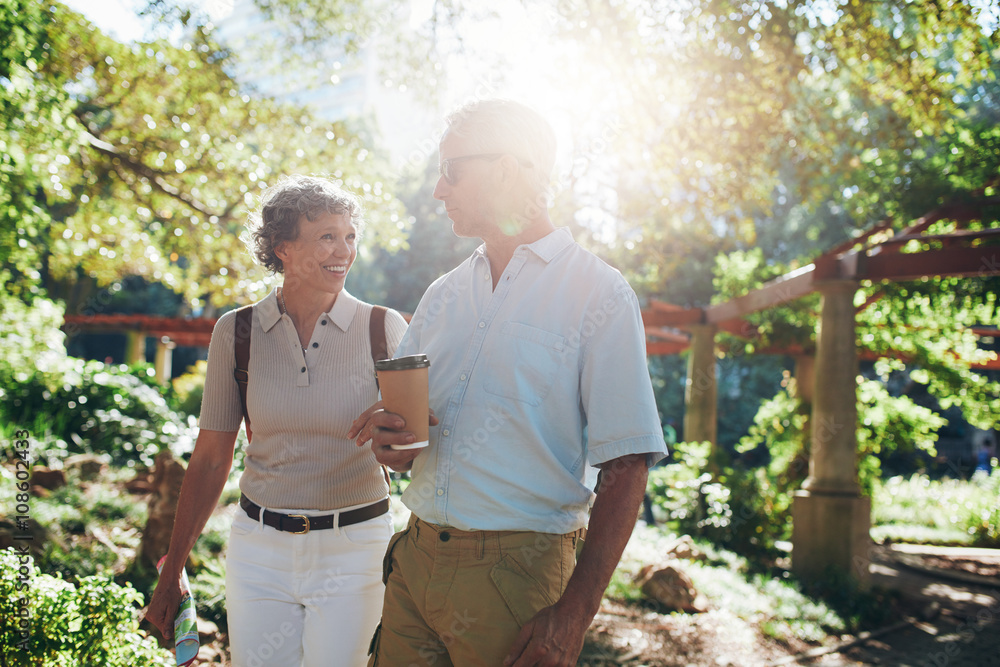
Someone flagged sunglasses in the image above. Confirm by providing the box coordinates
[438,153,533,185]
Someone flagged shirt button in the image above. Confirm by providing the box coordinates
[321,320,327,325]
[300,367,306,373]
[478,321,485,328]
[459,374,467,381]
[437,489,444,496]
[439,531,450,542]
[442,429,450,437]
[312,342,319,348]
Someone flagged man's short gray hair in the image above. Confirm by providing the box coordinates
[445,99,556,194]
[248,175,363,274]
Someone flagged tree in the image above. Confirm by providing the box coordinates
[1,0,407,314]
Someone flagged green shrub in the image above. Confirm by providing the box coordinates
[648,441,791,561]
[0,548,173,666]
[0,359,197,468]
[967,468,1000,547]
[171,360,207,418]
[872,470,1000,547]
[0,293,197,468]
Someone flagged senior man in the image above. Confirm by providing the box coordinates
[351,98,666,667]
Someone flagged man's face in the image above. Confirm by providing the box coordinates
[432,129,499,239]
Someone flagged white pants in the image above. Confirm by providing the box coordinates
[225,499,393,667]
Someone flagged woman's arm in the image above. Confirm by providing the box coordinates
[145,428,238,639]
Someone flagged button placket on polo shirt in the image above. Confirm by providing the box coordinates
[279,313,312,387]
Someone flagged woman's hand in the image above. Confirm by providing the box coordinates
[348,400,384,446]
[145,571,182,641]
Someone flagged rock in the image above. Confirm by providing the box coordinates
[0,518,50,558]
[29,467,66,490]
[124,472,154,494]
[634,562,708,613]
[196,643,222,663]
[665,535,706,562]
[29,485,51,498]
[197,616,219,643]
[137,449,187,569]
[64,453,108,480]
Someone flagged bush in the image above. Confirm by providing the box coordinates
[648,441,791,562]
[0,548,173,666]
[0,359,197,469]
[0,293,197,468]
[171,360,207,418]
[872,470,1000,547]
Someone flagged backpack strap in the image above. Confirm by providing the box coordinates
[368,305,391,487]
[233,305,254,443]
[369,305,389,372]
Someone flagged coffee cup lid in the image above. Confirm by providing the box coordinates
[375,354,430,371]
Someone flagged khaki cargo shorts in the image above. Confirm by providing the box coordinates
[367,515,581,666]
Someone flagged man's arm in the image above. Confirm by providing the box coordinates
[504,453,648,667]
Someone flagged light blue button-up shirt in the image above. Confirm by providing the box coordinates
[395,227,666,533]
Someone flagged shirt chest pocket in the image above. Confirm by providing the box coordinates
[484,322,568,406]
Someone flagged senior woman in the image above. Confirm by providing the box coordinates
[147,175,407,666]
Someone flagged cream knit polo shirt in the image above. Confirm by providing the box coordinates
[199,288,407,510]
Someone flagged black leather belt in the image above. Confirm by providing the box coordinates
[239,494,389,534]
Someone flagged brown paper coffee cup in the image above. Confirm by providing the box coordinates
[375,355,431,450]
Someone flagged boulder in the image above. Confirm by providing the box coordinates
[124,471,154,494]
[665,535,706,562]
[197,616,219,643]
[29,467,67,490]
[64,453,108,480]
[634,562,708,613]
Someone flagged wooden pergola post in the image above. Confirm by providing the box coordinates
[792,280,870,586]
[125,330,146,365]
[153,336,176,385]
[683,324,718,452]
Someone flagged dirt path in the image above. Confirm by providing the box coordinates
[578,544,1000,667]
[817,545,1000,667]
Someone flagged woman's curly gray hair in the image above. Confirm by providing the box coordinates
[248,175,364,274]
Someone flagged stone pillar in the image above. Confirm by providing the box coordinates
[154,336,176,384]
[683,324,717,450]
[789,354,815,484]
[792,355,815,405]
[125,330,146,365]
[792,281,871,586]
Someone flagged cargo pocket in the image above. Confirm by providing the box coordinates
[382,527,409,585]
[489,554,558,627]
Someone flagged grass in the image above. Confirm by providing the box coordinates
[609,525,848,643]
[871,469,1000,547]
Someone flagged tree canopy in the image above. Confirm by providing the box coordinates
[2,0,406,314]
[3,0,996,442]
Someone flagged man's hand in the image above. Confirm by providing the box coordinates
[503,601,590,667]
[504,453,649,666]
[348,403,438,472]
[145,572,182,641]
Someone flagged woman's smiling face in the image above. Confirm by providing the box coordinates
[278,210,357,296]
